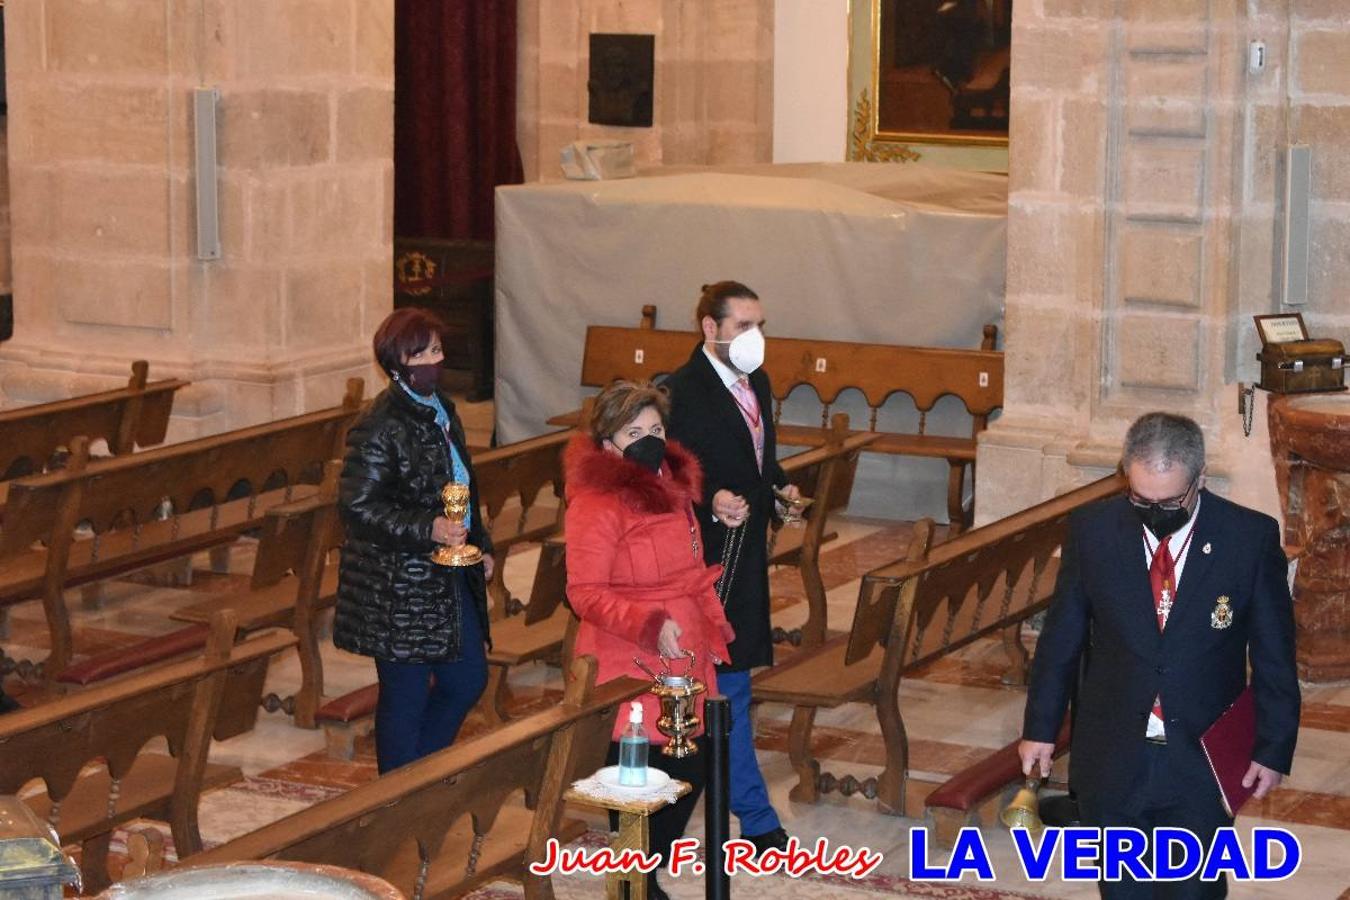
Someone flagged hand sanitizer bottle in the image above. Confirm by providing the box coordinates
[618,700,649,786]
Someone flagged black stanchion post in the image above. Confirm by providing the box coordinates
[705,695,731,900]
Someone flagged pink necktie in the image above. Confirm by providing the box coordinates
[730,378,763,471]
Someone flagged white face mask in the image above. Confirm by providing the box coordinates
[713,327,765,375]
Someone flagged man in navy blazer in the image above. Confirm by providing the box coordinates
[1020,412,1300,899]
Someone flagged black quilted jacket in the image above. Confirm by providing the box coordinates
[333,386,494,663]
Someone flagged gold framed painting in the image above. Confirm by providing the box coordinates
[848,0,1011,169]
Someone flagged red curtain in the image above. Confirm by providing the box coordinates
[394,1,523,241]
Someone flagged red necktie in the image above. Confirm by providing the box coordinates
[1148,535,1174,722]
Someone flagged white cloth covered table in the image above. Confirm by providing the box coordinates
[494,162,1007,520]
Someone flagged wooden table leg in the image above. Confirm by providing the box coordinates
[607,810,649,900]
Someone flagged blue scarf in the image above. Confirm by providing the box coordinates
[400,384,472,531]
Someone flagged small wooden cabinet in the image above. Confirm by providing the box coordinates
[393,238,494,401]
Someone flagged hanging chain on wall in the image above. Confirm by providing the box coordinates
[1240,383,1257,438]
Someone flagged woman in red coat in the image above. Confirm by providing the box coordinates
[564,379,734,900]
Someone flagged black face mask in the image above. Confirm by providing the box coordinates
[622,435,666,473]
[404,363,441,396]
[1133,502,1193,539]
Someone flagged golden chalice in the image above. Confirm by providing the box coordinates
[430,482,483,567]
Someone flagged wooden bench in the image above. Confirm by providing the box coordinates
[0,380,364,680]
[316,533,577,758]
[0,610,295,893]
[0,359,187,484]
[163,466,345,728]
[768,414,879,647]
[183,656,644,900]
[471,429,569,619]
[548,305,1003,531]
[155,428,570,734]
[751,473,1125,816]
[56,474,344,733]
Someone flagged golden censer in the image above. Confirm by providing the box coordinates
[634,651,709,758]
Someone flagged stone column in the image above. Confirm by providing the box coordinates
[0,0,392,436]
[977,0,1296,521]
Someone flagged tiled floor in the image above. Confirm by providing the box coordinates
[4,469,1349,897]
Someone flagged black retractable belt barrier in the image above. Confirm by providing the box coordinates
[705,695,731,899]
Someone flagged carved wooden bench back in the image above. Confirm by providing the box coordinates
[571,307,1002,531]
[0,360,188,481]
[755,472,1125,816]
[0,613,295,890]
[851,473,1127,669]
[0,380,364,677]
[577,307,1001,430]
[185,657,643,900]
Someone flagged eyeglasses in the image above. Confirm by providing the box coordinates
[1127,476,1198,512]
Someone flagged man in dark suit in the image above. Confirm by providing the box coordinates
[1020,412,1300,899]
[665,281,798,854]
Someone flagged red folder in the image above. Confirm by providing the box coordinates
[1199,686,1257,817]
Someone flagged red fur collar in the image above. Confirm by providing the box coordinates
[564,434,703,515]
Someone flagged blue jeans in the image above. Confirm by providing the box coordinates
[374,597,488,774]
[716,669,782,836]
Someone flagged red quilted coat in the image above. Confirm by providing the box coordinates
[563,434,734,743]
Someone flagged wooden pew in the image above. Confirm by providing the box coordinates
[55,479,343,733]
[548,305,1003,531]
[185,657,643,900]
[751,473,1125,816]
[0,611,296,893]
[471,429,569,619]
[478,533,575,726]
[154,467,345,729]
[151,427,570,741]
[768,414,879,647]
[0,359,187,484]
[0,380,364,680]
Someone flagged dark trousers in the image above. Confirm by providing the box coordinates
[373,597,488,774]
[605,736,708,870]
[1080,742,1231,900]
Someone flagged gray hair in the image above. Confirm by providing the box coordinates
[1121,412,1206,481]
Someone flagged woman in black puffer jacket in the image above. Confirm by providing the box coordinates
[334,308,494,773]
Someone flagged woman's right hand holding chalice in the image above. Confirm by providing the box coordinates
[432,517,468,547]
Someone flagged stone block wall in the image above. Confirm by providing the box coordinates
[978,0,1349,525]
[516,0,774,182]
[0,0,392,433]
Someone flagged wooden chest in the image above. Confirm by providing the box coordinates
[1257,338,1346,394]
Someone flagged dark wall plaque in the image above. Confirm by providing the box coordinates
[587,33,654,128]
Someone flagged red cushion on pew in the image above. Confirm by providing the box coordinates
[55,624,212,686]
[925,721,1072,813]
[316,684,379,723]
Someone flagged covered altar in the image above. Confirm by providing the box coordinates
[494,162,1008,520]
